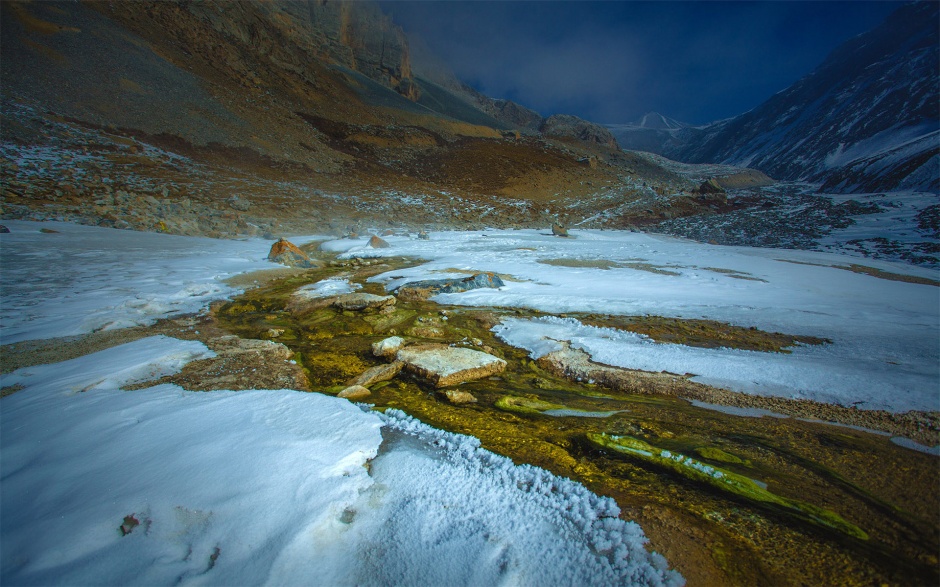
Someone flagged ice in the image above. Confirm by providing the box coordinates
[359,228,938,413]
[292,276,361,299]
[0,220,279,343]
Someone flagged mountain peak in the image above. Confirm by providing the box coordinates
[632,112,687,131]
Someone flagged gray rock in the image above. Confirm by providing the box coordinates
[332,293,396,311]
[349,361,403,387]
[337,385,372,400]
[373,336,406,358]
[394,272,504,301]
[396,344,506,388]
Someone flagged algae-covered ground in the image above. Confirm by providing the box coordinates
[216,255,939,587]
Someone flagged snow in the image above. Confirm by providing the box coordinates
[0,220,280,344]
[0,337,678,586]
[356,229,938,413]
[0,223,680,585]
[292,276,361,300]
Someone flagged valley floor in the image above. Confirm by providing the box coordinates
[1,220,938,585]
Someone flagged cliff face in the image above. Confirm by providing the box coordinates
[301,1,419,100]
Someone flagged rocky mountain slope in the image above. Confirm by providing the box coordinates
[664,2,939,194]
[1,0,744,238]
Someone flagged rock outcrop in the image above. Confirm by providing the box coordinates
[540,115,620,150]
[396,343,506,387]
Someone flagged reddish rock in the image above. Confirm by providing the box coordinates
[369,235,390,248]
[268,238,319,268]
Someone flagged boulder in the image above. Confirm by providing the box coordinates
[268,238,319,268]
[332,293,396,311]
[394,272,504,301]
[373,336,405,358]
[0,225,9,233]
[417,230,430,240]
[368,235,390,248]
[396,344,506,388]
[552,223,569,237]
[337,385,371,400]
[348,361,403,387]
[698,178,726,194]
[444,390,478,404]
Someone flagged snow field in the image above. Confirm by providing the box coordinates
[0,336,680,586]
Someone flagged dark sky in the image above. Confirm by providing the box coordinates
[380,1,902,125]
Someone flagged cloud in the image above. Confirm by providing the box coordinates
[383,1,899,125]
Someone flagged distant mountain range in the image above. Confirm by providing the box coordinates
[609,2,939,194]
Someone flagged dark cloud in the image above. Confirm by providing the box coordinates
[381,1,900,125]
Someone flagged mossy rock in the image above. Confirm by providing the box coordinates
[587,433,868,541]
[495,396,567,415]
[696,446,748,466]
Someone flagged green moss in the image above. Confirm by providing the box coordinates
[696,446,747,465]
[588,433,868,541]
[495,395,566,415]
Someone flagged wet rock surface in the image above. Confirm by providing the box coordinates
[394,272,505,301]
[396,343,507,387]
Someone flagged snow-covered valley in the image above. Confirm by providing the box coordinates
[1,220,938,585]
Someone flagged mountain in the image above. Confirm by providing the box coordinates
[606,112,690,154]
[1,0,728,237]
[665,2,939,193]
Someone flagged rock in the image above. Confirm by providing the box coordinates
[698,178,726,194]
[395,272,504,301]
[417,230,429,240]
[268,238,319,268]
[349,361,403,387]
[39,228,59,233]
[396,344,507,388]
[337,385,372,400]
[227,195,251,211]
[444,390,478,404]
[331,292,396,311]
[540,114,620,149]
[373,336,405,358]
[368,235,390,248]
[0,225,9,233]
[552,223,569,237]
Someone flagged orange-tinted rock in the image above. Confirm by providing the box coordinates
[369,235,390,248]
[267,238,319,268]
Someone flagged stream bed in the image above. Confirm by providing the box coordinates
[216,257,939,586]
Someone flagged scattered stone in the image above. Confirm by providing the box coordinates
[268,238,319,268]
[349,361,403,387]
[417,230,429,240]
[331,293,396,311]
[552,223,569,237]
[382,229,395,236]
[39,228,59,234]
[444,389,478,404]
[373,336,406,358]
[265,328,284,338]
[368,235,390,248]
[395,272,504,301]
[337,385,371,400]
[0,225,9,233]
[396,344,507,388]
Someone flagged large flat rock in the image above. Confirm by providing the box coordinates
[396,344,506,388]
